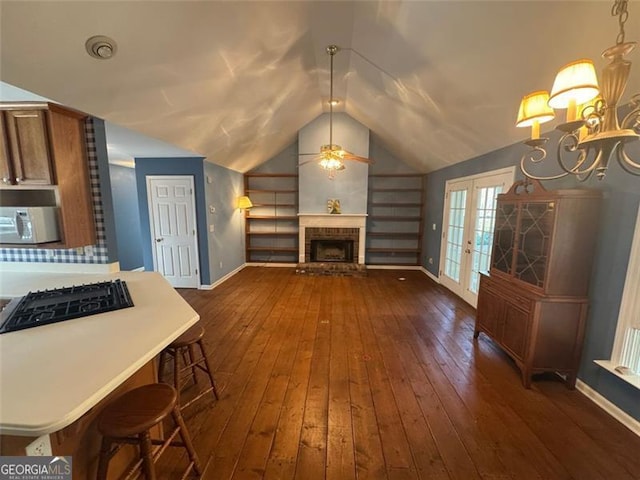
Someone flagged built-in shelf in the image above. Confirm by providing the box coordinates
[244,173,299,263]
[247,232,298,236]
[368,216,422,221]
[366,174,424,266]
[246,215,299,220]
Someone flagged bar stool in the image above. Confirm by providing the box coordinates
[96,383,201,480]
[158,324,219,410]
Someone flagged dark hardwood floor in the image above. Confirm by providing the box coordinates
[161,267,640,479]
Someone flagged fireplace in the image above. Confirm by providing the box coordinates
[298,214,367,264]
[310,239,354,263]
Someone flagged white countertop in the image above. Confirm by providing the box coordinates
[0,271,199,436]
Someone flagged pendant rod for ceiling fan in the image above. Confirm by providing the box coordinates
[327,45,338,149]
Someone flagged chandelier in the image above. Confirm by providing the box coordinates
[517,0,640,181]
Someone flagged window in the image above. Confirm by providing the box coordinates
[596,205,640,389]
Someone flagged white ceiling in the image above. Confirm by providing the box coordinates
[1,1,638,173]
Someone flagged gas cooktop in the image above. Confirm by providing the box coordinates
[0,279,134,334]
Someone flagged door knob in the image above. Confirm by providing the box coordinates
[156,238,164,243]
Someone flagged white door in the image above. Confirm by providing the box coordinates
[147,176,200,288]
[439,168,514,307]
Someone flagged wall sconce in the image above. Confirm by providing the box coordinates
[237,195,253,210]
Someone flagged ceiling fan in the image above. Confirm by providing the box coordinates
[299,45,374,178]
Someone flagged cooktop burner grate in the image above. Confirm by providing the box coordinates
[0,279,134,334]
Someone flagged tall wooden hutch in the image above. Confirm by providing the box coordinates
[474,179,601,388]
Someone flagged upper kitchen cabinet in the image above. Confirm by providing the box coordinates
[0,103,96,248]
[0,109,53,185]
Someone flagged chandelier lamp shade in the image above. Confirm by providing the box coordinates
[517,0,640,181]
[516,91,555,140]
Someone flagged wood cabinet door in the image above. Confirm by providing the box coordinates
[0,114,13,185]
[501,303,530,360]
[476,282,503,338]
[4,109,53,185]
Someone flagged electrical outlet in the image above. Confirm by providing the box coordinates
[428,257,433,264]
[219,261,223,268]
[209,225,214,233]
[84,245,94,257]
[26,434,52,456]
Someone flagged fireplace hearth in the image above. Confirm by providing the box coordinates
[311,239,354,263]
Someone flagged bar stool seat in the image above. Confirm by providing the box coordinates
[96,383,202,480]
[98,384,175,438]
[159,324,219,410]
[171,324,205,348]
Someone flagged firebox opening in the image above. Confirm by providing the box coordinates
[310,239,354,263]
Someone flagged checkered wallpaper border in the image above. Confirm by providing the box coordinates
[0,117,111,264]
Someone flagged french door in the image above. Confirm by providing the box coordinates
[439,168,514,307]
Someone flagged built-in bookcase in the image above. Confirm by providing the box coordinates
[244,173,299,263]
[366,174,424,265]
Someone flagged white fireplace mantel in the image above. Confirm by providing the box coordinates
[298,213,368,264]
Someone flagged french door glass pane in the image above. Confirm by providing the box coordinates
[469,186,502,294]
[444,189,467,282]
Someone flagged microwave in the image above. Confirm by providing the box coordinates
[0,206,61,244]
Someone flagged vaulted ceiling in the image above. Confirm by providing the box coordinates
[1,1,638,173]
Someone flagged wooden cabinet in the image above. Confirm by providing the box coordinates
[474,179,600,388]
[366,174,424,265]
[244,173,299,263]
[0,103,96,248]
[0,109,53,185]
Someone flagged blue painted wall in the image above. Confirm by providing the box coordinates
[108,164,143,270]
[203,162,245,283]
[134,157,211,286]
[423,127,640,421]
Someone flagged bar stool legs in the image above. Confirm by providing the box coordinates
[159,324,219,410]
[96,383,202,480]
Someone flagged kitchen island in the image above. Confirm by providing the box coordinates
[0,271,199,473]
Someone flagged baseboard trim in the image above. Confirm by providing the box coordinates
[576,379,640,437]
[420,267,440,284]
[366,265,423,270]
[199,264,246,290]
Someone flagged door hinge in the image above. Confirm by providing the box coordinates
[445,191,449,200]
[190,188,193,195]
[193,229,196,235]
[195,268,198,274]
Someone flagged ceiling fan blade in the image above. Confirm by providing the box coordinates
[298,152,320,156]
[298,157,319,166]
[342,152,375,164]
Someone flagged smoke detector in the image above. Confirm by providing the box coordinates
[85,35,117,60]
